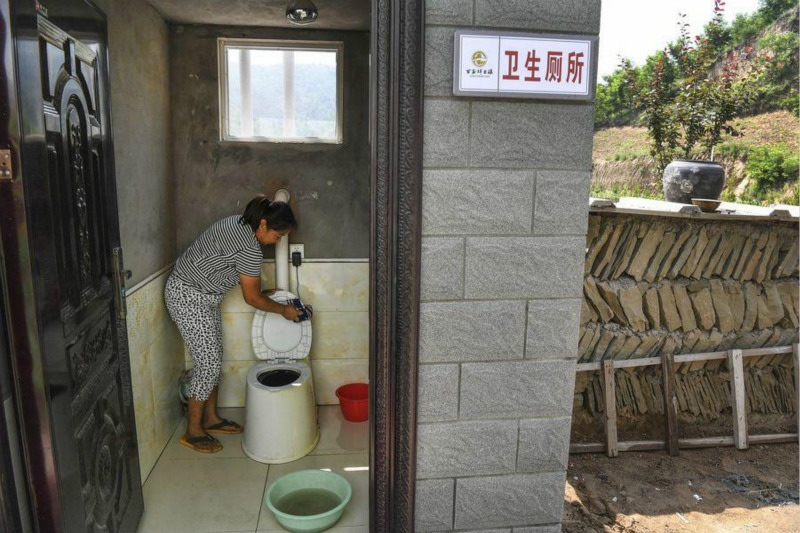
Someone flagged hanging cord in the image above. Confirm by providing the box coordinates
[295,264,301,299]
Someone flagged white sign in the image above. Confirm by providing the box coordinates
[453,30,596,100]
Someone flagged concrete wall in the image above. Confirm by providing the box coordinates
[92,0,179,484]
[415,2,601,532]
[169,25,370,259]
[94,0,174,285]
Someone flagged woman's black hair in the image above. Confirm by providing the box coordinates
[239,194,298,233]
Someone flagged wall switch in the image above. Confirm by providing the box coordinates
[289,244,304,262]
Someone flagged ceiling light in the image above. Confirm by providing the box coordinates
[286,0,318,25]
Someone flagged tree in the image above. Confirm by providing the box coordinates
[621,0,770,174]
[594,69,637,127]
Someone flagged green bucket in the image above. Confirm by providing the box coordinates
[265,469,352,533]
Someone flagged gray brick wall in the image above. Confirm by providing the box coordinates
[416,1,600,530]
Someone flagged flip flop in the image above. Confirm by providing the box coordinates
[204,419,243,435]
[179,434,222,453]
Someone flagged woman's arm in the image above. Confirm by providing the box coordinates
[239,274,301,321]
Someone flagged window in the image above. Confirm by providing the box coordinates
[218,39,343,143]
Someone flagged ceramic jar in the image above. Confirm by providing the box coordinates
[662,159,725,204]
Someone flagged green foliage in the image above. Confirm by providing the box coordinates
[703,18,732,57]
[590,183,664,201]
[594,0,798,127]
[720,184,738,203]
[620,1,769,174]
[613,149,649,162]
[756,31,800,113]
[746,143,799,194]
[594,70,636,127]
[759,0,798,26]
[738,182,799,205]
[729,12,766,47]
[726,0,794,48]
[787,181,800,205]
[714,141,753,160]
[731,143,800,206]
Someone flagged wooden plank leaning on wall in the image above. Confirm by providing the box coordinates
[572,344,799,456]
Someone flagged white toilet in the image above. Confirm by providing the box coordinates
[242,289,320,464]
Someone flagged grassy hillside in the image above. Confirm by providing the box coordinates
[591,2,798,206]
[591,110,799,206]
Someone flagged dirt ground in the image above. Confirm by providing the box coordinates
[564,443,799,533]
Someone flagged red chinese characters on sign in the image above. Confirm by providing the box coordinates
[567,51,585,83]
[503,50,519,80]
[501,46,584,87]
[545,51,562,82]
[524,50,540,82]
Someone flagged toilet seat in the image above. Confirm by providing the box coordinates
[251,290,312,361]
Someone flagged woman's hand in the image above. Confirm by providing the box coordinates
[240,275,293,316]
[281,304,302,322]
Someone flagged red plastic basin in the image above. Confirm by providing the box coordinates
[335,383,369,423]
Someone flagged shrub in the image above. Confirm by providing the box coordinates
[729,11,766,47]
[594,70,637,128]
[745,143,798,194]
[714,141,752,160]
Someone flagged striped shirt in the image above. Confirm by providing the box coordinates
[173,215,263,294]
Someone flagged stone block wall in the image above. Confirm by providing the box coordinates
[415,2,600,531]
[575,212,799,428]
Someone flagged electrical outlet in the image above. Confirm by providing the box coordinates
[289,244,304,262]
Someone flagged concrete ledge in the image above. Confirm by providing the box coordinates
[590,197,800,222]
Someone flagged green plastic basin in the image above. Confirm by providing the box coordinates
[265,469,352,533]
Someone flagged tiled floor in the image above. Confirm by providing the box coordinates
[136,406,370,533]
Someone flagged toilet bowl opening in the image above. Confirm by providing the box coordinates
[258,369,301,387]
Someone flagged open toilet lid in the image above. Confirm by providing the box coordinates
[251,290,312,360]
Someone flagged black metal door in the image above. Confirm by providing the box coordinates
[0,1,143,532]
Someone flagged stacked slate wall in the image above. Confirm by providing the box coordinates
[575,212,799,427]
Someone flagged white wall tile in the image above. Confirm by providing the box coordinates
[262,262,369,312]
[126,272,170,366]
[129,343,157,481]
[221,312,256,360]
[312,359,369,405]
[309,312,369,360]
[124,269,182,483]
[149,325,185,449]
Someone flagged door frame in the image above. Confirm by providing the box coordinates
[0,0,65,530]
[369,0,424,531]
[0,0,425,530]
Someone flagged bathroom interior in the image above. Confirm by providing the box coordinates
[108,0,372,531]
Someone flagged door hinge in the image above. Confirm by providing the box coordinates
[0,150,12,181]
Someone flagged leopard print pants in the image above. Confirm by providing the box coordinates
[164,274,225,402]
